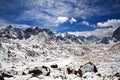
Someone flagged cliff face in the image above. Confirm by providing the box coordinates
[112,26,120,42]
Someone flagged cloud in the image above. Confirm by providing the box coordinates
[0,0,120,27]
[55,17,68,26]
[81,21,90,26]
[97,19,120,27]
[66,27,115,37]
[81,21,97,28]
[70,18,77,24]
[14,0,112,26]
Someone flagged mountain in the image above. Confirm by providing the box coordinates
[0,25,82,44]
[0,25,120,80]
[0,25,25,39]
[112,26,120,42]
[0,25,119,45]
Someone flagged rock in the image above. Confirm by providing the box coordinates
[100,37,110,44]
[114,72,120,77]
[51,64,58,68]
[28,66,50,76]
[112,26,120,42]
[42,66,50,76]
[77,68,82,77]
[28,67,43,76]
[0,76,4,80]
[67,67,77,75]
[22,72,26,75]
[77,62,98,77]
[2,72,13,77]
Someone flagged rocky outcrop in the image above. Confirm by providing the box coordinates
[112,26,120,42]
[100,37,110,44]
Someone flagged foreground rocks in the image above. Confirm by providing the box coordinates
[28,66,50,77]
[1,62,120,80]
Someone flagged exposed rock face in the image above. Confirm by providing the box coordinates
[0,25,25,39]
[100,37,110,44]
[64,33,81,44]
[24,27,41,39]
[112,26,120,42]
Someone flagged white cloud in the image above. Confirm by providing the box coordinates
[70,17,77,24]
[17,0,103,27]
[81,21,97,28]
[97,19,120,27]
[81,21,90,26]
[55,17,68,26]
[66,27,115,38]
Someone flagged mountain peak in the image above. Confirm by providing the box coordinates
[112,26,120,42]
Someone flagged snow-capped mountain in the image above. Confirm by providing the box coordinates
[0,25,82,44]
[0,25,120,80]
[0,25,120,44]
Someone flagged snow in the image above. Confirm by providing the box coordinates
[28,77,39,80]
[0,29,120,80]
[61,27,115,37]
[82,72,102,80]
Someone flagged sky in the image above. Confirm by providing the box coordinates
[0,0,120,32]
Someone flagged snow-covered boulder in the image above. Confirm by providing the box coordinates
[77,62,98,77]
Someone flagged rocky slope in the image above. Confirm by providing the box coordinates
[0,25,120,80]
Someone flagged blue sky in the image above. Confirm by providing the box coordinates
[0,0,120,32]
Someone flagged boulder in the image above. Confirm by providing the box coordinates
[67,67,77,75]
[0,76,4,80]
[2,72,13,77]
[77,62,98,77]
[51,64,58,68]
[28,66,50,76]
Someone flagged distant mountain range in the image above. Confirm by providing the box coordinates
[0,25,120,44]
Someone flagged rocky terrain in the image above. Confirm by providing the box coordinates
[0,25,120,80]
